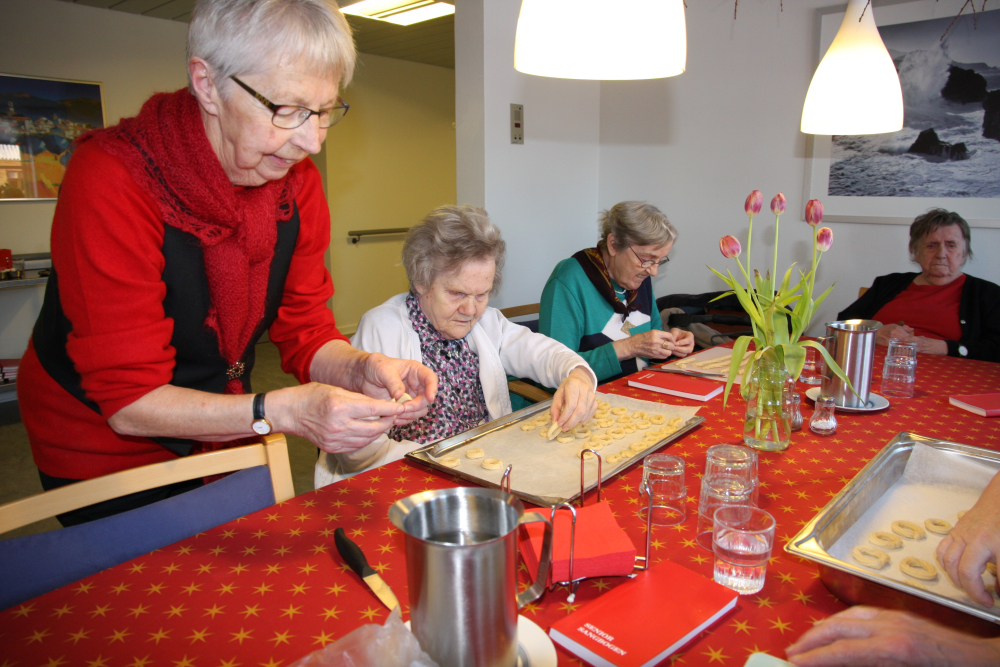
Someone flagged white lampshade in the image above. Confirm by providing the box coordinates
[514,0,686,80]
[800,0,903,135]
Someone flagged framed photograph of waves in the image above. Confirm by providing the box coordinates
[804,0,1000,228]
[0,73,106,201]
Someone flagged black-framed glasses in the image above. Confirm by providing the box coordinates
[230,76,349,129]
[630,246,670,269]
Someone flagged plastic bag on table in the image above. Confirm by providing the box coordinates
[288,607,439,667]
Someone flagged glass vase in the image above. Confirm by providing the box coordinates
[743,358,792,452]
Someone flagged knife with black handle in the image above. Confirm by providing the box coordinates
[334,527,399,611]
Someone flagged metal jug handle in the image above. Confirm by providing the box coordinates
[515,512,553,609]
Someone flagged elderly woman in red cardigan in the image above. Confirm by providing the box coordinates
[18,0,435,526]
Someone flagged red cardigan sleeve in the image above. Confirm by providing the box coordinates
[267,158,348,384]
[53,140,175,418]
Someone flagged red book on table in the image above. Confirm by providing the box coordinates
[549,560,737,667]
[627,370,723,401]
[949,393,1000,417]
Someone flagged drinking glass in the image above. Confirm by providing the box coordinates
[636,454,686,526]
[705,444,758,506]
[712,506,776,595]
[809,395,838,435]
[696,473,753,550]
[881,338,918,399]
[799,346,824,385]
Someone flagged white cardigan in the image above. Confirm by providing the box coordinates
[314,293,596,488]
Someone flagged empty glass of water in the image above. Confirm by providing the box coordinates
[881,338,918,399]
[712,506,776,595]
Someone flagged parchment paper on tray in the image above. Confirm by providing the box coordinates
[415,391,701,504]
[828,443,1000,616]
[659,347,745,385]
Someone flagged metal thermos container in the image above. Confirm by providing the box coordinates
[388,487,552,667]
[820,319,882,409]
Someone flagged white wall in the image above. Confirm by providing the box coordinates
[458,0,1000,330]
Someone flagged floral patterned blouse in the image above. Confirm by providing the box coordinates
[388,293,489,444]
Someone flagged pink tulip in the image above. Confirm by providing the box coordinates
[805,199,824,226]
[719,235,742,259]
[745,191,763,217]
[817,226,833,252]
[770,193,786,215]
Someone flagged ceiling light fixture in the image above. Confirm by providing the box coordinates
[341,0,455,26]
[513,0,686,80]
[800,0,903,135]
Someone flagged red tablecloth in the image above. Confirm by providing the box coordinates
[6,351,1000,666]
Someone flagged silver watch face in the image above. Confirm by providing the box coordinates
[252,419,272,435]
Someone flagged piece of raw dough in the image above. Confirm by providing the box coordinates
[851,546,889,569]
[546,423,562,441]
[481,458,503,470]
[396,392,413,404]
[924,518,952,535]
[439,456,461,468]
[556,434,575,444]
[900,557,938,581]
[891,520,926,540]
[466,448,485,459]
[649,415,666,425]
[578,450,596,460]
[869,532,903,550]
[611,406,628,415]
[519,421,537,432]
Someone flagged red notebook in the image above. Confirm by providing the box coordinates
[519,502,636,585]
[549,560,737,667]
[627,370,723,401]
[950,394,1000,417]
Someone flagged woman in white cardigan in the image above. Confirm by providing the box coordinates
[315,205,598,487]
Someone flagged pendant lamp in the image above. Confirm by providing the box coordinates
[800,0,903,135]
[514,0,686,80]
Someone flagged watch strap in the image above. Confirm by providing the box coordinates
[253,393,267,420]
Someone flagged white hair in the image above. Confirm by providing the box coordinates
[187,0,356,91]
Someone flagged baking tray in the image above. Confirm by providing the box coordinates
[405,397,704,508]
[786,432,1000,634]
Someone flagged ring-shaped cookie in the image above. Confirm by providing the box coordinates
[617,415,633,424]
[632,411,647,420]
[598,401,611,411]
[630,442,648,453]
[611,406,628,415]
[924,518,953,535]
[586,441,604,451]
[556,434,575,444]
[573,426,592,439]
[635,420,651,430]
[900,557,938,581]
[619,449,633,459]
[607,427,626,440]
[590,433,611,444]
[481,458,504,470]
[578,450,596,460]
[439,456,460,468]
[869,531,903,550]
[466,448,485,459]
[597,418,615,429]
[649,415,666,425]
[851,545,890,569]
[622,423,637,434]
[668,416,683,428]
[546,422,562,441]
[606,452,622,464]
[891,520,926,540]
[519,422,537,432]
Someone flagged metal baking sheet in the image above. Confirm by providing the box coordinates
[405,392,705,507]
[786,432,1000,625]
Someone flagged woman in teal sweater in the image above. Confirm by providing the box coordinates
[539,201,694,382]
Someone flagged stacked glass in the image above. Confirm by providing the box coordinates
[696,445,759,550]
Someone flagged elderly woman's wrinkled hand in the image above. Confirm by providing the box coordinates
[271,383,410,454]
[550,367,597,431]
[784,606,1000,667]
[875,323,915,347]
[617,329,692,361]
[936,472,1000,606]
[352,352,438,425]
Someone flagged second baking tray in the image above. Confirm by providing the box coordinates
[405,395,704,507]
[786,432,1000,631]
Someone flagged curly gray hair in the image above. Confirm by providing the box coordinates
[909,208,973,264]
[188,0,356,91]
[402,205,506,296]
[598,201,677,252]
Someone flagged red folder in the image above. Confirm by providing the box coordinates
[519,502,636,586]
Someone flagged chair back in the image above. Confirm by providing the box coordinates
[499,303,540,333]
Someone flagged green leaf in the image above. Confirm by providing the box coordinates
[707,265,737,290]
[722,335,754,410]
[801,340,857,396]
[730,276,765,330]
[778,263,797,296]
[780,343,806,381]
[813,282,836,310]
[772,312,789,346]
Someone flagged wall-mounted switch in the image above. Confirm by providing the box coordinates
[510,104,523,144]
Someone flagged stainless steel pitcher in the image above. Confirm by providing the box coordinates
[388,487,553,667]
[819,319,882,409]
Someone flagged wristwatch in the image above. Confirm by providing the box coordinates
[252,393,272,435]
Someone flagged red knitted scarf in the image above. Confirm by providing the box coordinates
[83,89,303,395]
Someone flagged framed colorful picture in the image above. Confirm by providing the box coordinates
[804,0,1000,227]
[0,73,106,201]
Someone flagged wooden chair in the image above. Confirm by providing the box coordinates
[859,287,869,298]
[499,303,553,403]
[0,435,293,610]
[0,434,293,535]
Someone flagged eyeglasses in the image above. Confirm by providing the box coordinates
[630,246,670,269]
[230,76,349,129]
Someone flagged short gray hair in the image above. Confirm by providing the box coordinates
[909,208,973,263]
[598,201,678,252]
[188,0,356,91]
[402,205,506,296]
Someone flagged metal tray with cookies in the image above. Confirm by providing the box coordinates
[404,391,704,507]
[786,432,1000,633]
